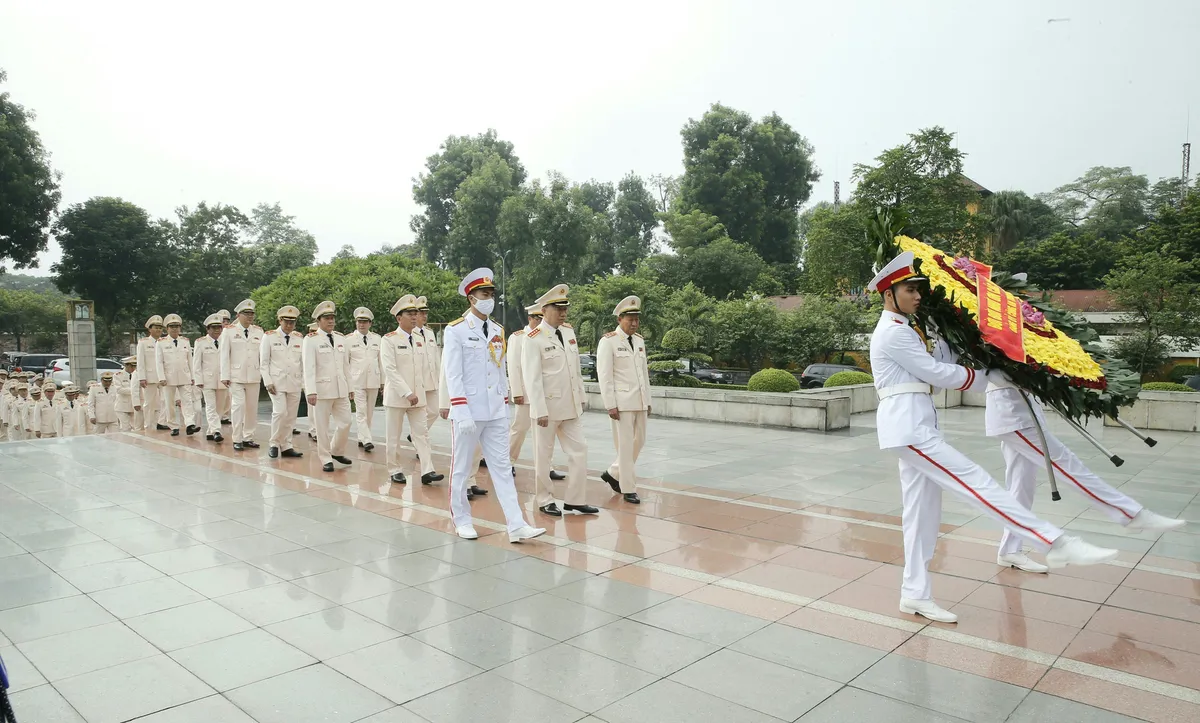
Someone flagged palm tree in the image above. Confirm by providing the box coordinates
[986,191,1034,254]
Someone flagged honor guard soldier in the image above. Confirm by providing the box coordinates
[137,315,169,431]
[31,382,63,438]
[114,356,137,431]
[443,268,545,543]
[415,297,442,436]
[348,306,383,451]
[88,371,120,434]
[304,301,355,472]
[381,295,443,485]
[193,315,226,442]
[597,295,650,505]
[216,309,234,423]
[220,299,265,451]
[869,251,1118,623]
[261,305,305,459]
[522,283,596,517]
[157,313,198,436]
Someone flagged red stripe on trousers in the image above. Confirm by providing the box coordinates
[1014,430,1134,520]
[448,418,457,513]
[907,444,1052,546]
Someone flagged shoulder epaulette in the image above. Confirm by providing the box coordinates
[528,328,542,338]
[265,329,278,335]
[603,331,617,338]
[633,333,643,339]
[561,322,572,328]
[512,330,525,337]
[383,330,394,337]
[333,330,344,337]
[251,324,263,330]
[447,317,465,327]
[307,331,318,337]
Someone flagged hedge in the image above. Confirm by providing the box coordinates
[824,370,874,388]
[1141,382,1196,392]
[657,374,701,388]
[700,383,748,391]
[1167,364,1200,384]
[747,368,800,393]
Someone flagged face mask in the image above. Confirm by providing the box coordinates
[473,298,495,316]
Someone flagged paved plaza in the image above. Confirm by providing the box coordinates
[1,407,1198,722]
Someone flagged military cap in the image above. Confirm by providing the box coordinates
[30,385,41,395]
[458,268,495,297]
[16,383,27,392]
[42,381,56,392]
[234,299,256,314]
[416,296,429,311]
[163,313,183,326]
[868,251,926,293]
[524,302,543,317]
[122,356,137,365]
[203,313,223,327]
[390,295,419,315]
[100,371,115,380]
[145,315,164,329]
[218,309,232,321]
[533,283,570,309]
[277,305,300,320]
[613,295,641,316]
[312,300,336,319]
[307,322,318,332]
[353,307,374,321]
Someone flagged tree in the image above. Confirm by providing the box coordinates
[1104,253,1200,378]
[0,288,66,352]
[647,173,679,214]
[569,269,671,350]
[713,297,782,371]
[51,197,167,350]
[646,238,765,301]
[1145,177,1186,217]
[1038,166,1149,240]
[610,173,659,274]
[662,281,717,349]
[0,272,60,293]
[154,203,253,328]
[998,231,1117,289]
[0,68,62,270]
[1121,189,1200,281]
[800,201,871,294]
[678,104,819,265]
[244,202,318,285]
[332,244,358,261]
[661,208,729,251]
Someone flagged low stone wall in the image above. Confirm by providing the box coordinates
[796,384,964,414]
[1104,390,1200,432]
[582,383,850,431]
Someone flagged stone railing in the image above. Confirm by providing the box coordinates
[796,383,966,414]
[582,383,850,431]
[1103,390,1200,432]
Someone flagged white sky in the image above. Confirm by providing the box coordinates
[3,0,1198,274]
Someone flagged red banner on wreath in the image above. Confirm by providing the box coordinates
[976,276,1025,362]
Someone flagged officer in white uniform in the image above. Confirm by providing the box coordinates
[380,295,443,485]
[507,304,570,483]
[114,356,137,431]
[261,305,305,459]
[0,370,9,436]
[31,382,63,438]
[156,313,197,436]
[193,314,226,442]
[443,268,545,543]
[415,297,442,436]
[597,295,651,505]
[986,382,1184,572]
[348,306,383,451]
[869,251,1119,623]
[137,315,168,431]
[59,383,82,437]
[88,371,120,434]
[217,309,234,423]
[303,301,355,472]
[220,299,265,451]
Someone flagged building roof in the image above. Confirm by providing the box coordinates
[960,175,992,197]
[1048,290,1121,312]
[765,294,862,312]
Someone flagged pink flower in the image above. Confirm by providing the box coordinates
[1021,301,1045,326]
[952,257,978,280]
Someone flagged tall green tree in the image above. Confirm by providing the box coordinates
[998,231,1117,289]
[645,238,765,301]
[1104,253,1200,377]
[713,297,781,371]
[0,69,62,270]
[0,288,66,352]
[1038,166,1149,240]
[155,203,253,328]
[1121,189,1200,280]
[610,173,659,274]
[245,202,319,284]
[569,269,670,350]
[800,201,871,294]
[677,104,819,265]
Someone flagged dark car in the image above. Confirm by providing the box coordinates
[679,358,734,384]
[11,353,62,376]
[800,363,867,389]
[579,353,597,381]
[1185,375,1200,392]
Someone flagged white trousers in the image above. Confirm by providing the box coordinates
[386,405,433,476]
[269,390,301,451]
[894,437,1064,601]
[201,387,226,433]
[449,417,529,533]
[355,388,379,444]
[606,410,647,494]
[425,390,440,434]
[314,397,350,465]
[162,385,195,431]
[117,411,134,432]
[997,428,1142,556]
[230,382,259,443]
[509,403,531,462]
[141,383,163,431]
[532,416,588,508]
[93,421,118,435]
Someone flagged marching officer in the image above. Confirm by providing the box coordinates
[216,309,234,424]
[156,313,197,436]
[507,304,569,482]
[304,321,319,442]
[0,371,10,437]
[220,299,265,451]
[522,283,596,517]
[27,384,42,436]
[303,301,355,472]
[137,315,168,431]
[88,371,120,434]
[10,382,28,440]
[597,295,650,505]
[381,295,443,485]
[193,314,226,442]
[442,268,545,543]
[348,306,383,451]
[114,356,137,431]
[59,383,82,437]
[869,251,1118,623]
[31,381,63,438]
[415,297,442,436]
[260,305,305,459]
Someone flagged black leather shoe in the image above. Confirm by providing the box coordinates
[479,459,488,468]
[332,455,353,465]
[390,472,407,484]
[322,462,334,472]
[156,424,170,431]
[549,470,566,481]
[243,441,260,449]
[364,442,374,452]
[292,429,300,435]
[469,485,488,496]
[563,503,599,515]
[186,425,199,435]
[467,489,477,501]
[221,419,231,425]
[512,466,517,477]
[358,441,364,448]
[623,493,641,504]
[206,434,214,441]
[601,471,621,493]
[233,442,244,451]
[539,503,562,517]
[281,448,302,458]
[268,447,279,458]
[213,432,223,443]
[170,429,180,437]
[421,471,444,484]
[406,434,412,442]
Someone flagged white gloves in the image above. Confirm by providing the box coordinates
[456,417,477,437]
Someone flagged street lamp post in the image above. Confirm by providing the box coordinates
[493,249,513,330]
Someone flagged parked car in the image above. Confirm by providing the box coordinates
[579,354,597,381]
[1,352,23,372]
[10,353,62,377]
[47,357,124,388]
[799,363,867,389]
[1185,374,1200,392]
[679,358,734,384]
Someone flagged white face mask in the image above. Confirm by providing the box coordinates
[473,298,495,316]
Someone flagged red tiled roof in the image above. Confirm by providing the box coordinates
[1048,290,1121,312]
[765,294,859,311]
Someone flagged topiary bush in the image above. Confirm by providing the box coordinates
[660,374,701,387]
[661,328,698,353]
[746,368,800,393]
[824,371,874,388]
[647,352,678,363]
[1167,364,1200,384]
[1141,382,1196,392]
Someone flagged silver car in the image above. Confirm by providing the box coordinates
[47,357,125,388]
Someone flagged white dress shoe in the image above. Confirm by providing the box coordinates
[509,525,547,543]
[1045,535,1118,568]
[1125,509,1186,535]
[998,552,1049,574]
[455,525,479,540]
[899,598,958,623]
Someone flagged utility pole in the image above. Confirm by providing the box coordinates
[1182,143,1191,204]
[833,181,841,208]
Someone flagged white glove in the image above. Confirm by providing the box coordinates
[456,417,477,437]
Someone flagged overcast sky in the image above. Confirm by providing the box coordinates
[3,0,1198,275]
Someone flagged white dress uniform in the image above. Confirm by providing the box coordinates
[597,296,652,499]
[381,295,436,481]
[10,389,27,440]
[217,310,234,421]
[31,385,64,438]
[88,375,120,434]
[261,308,305,455]
[156,318,196,433]
[522,284,590,511]
[137,316,168,430]
[193,318,227,437]
[129,369,144,433]
[347,307,383,447]
[416,297,442,436]
[59,389,81,437]
[113,362,136,431]
[220,300,265,445]
[303,301,353,467]
[505,302,544,467]
[444,268,542,541]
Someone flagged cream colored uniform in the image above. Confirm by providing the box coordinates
[506,326,533,462]
[59,395,81,437]
[380,327,434,477]
[88,383,119,434]
[136,334,166,429]
[261,327,305,452]
[347,330,383,445]
[156,334,195,431]
[192,335,225,433]
[113,370,136,431]
[31,396,64,438]
[303,329,352,465]
[597,330,651,494]
[523,321,588,507]
[219,322,265,443]
[0,382,10,435]
[129,369,144,432]
[11,395,28,440]
[418,326,441,433]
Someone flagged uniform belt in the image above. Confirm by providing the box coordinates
[877,383,933,400]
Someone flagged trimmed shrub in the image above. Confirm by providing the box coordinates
[647,352,677,363]
[701,382,748,390]
[659,374,701,388]
[1141,382,1196,392]
[747,368,800,393]
[661,328,698,352]
[824,371,874,388]
[648,360,684,374]
[1167,364,1200,384]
